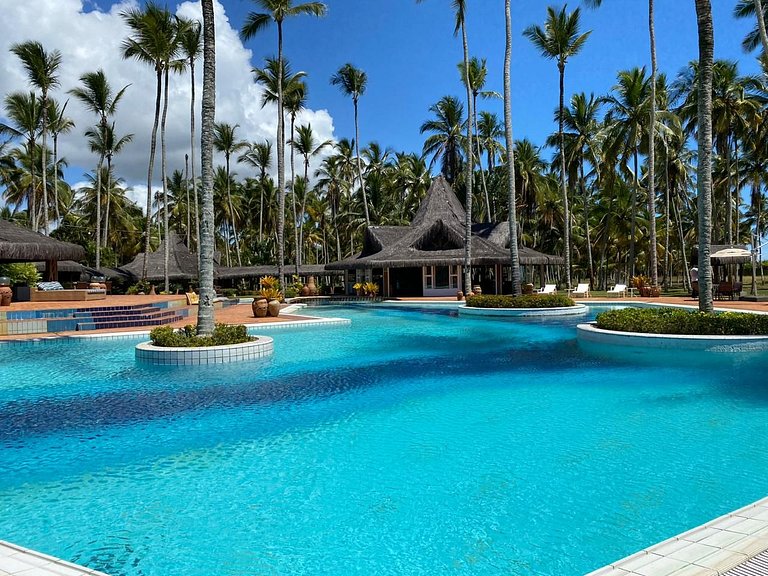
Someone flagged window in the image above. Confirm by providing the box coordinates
[424,266,459,290]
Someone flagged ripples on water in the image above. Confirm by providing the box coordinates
[1,304,768,576]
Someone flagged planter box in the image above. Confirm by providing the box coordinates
[135,337,274,365]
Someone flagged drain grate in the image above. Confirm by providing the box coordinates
[723,550,768,576]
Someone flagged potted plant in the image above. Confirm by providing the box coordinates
[362,282,379,298]
[0,263,41,302]
[353,282,363,296]
[253,276,283,317]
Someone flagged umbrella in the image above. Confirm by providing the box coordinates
[710,247,751,264]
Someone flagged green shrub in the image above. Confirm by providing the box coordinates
[0,263,41,286]
[465,293,575,308]
[149,323,254,347]
[595,307,768,336]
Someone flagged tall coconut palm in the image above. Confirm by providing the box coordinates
[524,6,590,290]
[458,56,499,222]
[45,99,74,225]
[734,0,768,57]
[238,140,272,243]
[418,0,474,293]
[178,17,202,253]
[420,95,465,184]
[213,122,246,266]
[240,0,327,287]
[0,92,41,228]
[504,0,521,296]
[283,76,308,272]
[330,63,370,226]
[11,41,62,234]
[69,69,129,271]
[198,0,216,335]
[695,0,714,313]
[121,1,178,282]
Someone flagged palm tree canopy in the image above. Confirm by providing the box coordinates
[10,41,62,95]
[213,122,246,160]
[120,2,179,71]
[68,70,130,122]
[252,57,307,109]
[178,17,202,61]
[523,5,591,69]
[734,0,768,53]
[330,63,367,104]
[415,0,465,37]
[240,0,327,40]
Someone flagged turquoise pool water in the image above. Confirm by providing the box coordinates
[1,304,768,575]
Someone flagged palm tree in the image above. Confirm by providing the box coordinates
[121,1,178,282]
[11,41,62,234]
[238,140,272,243]
[46,99,74,225]
[420,95,465,184]
[240,0,327,287]
[734,0,768,57]
[284,76,308,272]
[418,0,474,293]
[178,17,202,253]
[198,0,216,335]
[503,0,521,296]
[0,92,41,229]
[524,5,591,290]
[213,122,246,266]
[330,63,370,226]
[695,0,714,313]
[69,69,129,271]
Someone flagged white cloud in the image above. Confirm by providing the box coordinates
[0,0,336,211]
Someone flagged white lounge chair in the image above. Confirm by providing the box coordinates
[570,283,590,298]
[537,284,557,294]
[607,283,627,297]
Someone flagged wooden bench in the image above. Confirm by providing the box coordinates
[30,289,107,302]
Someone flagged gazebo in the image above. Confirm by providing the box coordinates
[325,176,563,297]
[0,219,85,280]
[120,232,199,283]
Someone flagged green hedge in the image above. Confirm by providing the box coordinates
[465,293,576,309]
[150,323,254,347]
[595,307,768,335]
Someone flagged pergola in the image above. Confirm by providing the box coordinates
[0,219,86,280]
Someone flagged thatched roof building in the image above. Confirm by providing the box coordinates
[120,232,199,282]
[216,264,343,281]
[0,220,85,263]
[325,176,561,296]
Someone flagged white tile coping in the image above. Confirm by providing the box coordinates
[585,496,768,576]
[576,322,768,352]
[0,539,108,576]
[459,303,589,317]
[135,336,274,365]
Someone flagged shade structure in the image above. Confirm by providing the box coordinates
[216,264,343,280]
[120,232,199,282]
[710,247,751,265]
[0,219,85,263]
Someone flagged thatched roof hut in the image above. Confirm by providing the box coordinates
[216,264,343,280]
[325,176,562,270]
[0,219,85,263]
[120,232,199,282]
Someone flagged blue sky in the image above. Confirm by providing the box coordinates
[226,0,762,158]
[1,0,764,195]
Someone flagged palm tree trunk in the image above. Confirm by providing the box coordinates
[754,0,768,56]
[504,0,520,296]
[225,153,242,266]
[354,98,370,226]
[142,67,162,281]
[185,154,191,247]
[474,92,492,223]
[103,158,112,248]
[95,153,104,270]
[558,62,571,290]
[53,132,61,224]
[190,58,200,254]
[298,158,310,269]
[461,20,474,293]
[581,160,595,288]
[673,194,690,292]
[161,66,171,293]
[259,168,265,244]
[647,0,658,286]
[29,137,36,232]
[276,22,286,288]
[630,148,638,279]
[290,113,300,272]
[664,147,671,288]
[197,0,216,335]
[40,91,49,234]
[695,0,714,312]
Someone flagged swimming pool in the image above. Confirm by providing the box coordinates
[1,304,767,575]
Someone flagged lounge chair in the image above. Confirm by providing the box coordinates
[537,284,557,294]
[570,283,590,298]
[606,283,627,297]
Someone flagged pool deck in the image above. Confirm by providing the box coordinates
[3,294,768,575]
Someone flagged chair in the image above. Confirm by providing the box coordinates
[185,291,199,305]
[570,283,590,298]
[607,283,627,297]
[537,284,557,294]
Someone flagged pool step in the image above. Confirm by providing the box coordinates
[75,308,188,331]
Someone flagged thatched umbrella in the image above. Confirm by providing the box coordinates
[0,219,85,280]
[120,232,199,283]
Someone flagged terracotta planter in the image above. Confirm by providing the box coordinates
[473,285,482,295]
[456,291,464,301]
[267,299,281,317]
[307,275,318,296]
[0,286,12,306]
[252,297,268,318]
[300,284,311,296]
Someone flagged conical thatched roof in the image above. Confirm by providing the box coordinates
[326,176,563,270]
[0,219,85,263]
[120,232,199,281]
[216,264,343,280]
